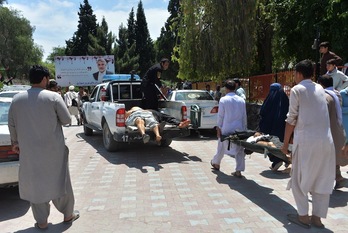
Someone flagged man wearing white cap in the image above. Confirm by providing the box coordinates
[64,85,80,125]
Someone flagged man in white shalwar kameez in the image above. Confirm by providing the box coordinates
[281,60,335,229]
[8,65,79,229]
[211,80,247,177]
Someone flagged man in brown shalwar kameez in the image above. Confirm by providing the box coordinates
[8,65,79,229]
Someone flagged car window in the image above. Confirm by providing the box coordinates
[112,85,119,100]
[120,85,131,99]
[176,91,214,100]
[0,102,10,125]
[112,83,142,100]
[132,85,142,99]
[89,87,98,102]
[0,92,18,98]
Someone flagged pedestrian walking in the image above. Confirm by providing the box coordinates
[211,80,247,177]
[64,85,80,125]
[281,60,335,229]
[259,83,290,171]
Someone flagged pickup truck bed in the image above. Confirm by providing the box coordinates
[82,78,190,151]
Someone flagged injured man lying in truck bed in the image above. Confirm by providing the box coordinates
[125,107,191,144]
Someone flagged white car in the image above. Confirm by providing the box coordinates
[0,85,31,98]
[0,97,19,187]
[167,90,218,129]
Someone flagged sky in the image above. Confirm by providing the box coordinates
[4,0,170,60]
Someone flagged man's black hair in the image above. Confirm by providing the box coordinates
[225,80,236,91]
[326,59,336,65]
[317,74,333,88]
[319,41,330,48]
[233,78,241,85]
[29,65,50,84]
[295,60,314,79]
[48,80,58,89]
[160,58,170,63]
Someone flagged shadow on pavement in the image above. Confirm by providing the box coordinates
[0,186,30,222]
[77,132,202,173]
[259,169,290,180]
[14,222,72,233]
[214,171,334,233]
[330,181,348,208]
[175,129,217,141]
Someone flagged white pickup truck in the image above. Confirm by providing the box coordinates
[82,75,190,151]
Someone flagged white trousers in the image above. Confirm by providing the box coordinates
[212,139,245,171]
[291,177,330,218]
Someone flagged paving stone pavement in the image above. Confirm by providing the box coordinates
[1,123,348,233]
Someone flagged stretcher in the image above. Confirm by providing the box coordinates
[222,130,291,164]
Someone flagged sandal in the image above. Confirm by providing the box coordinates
[287,214,311,229]
[210,160,220,171]
[231,171,244,178]
[63,210,80,224]
[34,223,48,230]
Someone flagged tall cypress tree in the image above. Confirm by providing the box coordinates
[127,8,136,49]
[135,0,155,77]
[65,0,98,55]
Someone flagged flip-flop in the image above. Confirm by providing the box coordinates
[63,210,80,224]
[287,214,311,229]
[210,160,220,171]
[34,223,48,230]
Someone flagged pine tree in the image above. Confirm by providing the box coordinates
[65,0,98,55]
[135,0,155,77]
[127,8,136,49]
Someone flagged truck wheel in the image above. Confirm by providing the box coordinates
[83,124,93,136]
[103,123,120,152]
[159,138,172,147]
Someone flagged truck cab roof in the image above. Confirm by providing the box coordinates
[102,74,141,82]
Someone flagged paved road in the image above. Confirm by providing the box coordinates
[1,124,348,233]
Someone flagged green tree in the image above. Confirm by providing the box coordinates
[174,0,257,81]
[254,1,274,74]
[267,0,347,70]
[127,8,136,49]
[135,0,155,77]
[0,7,42,80]
[46,46,66,63]
[155,0,181,82]
[65,0,98,55]
[114,24,139,73]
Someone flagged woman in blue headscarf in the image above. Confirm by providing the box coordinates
[259,83,289,171]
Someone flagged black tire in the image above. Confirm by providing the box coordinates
[103,123,120,152]
[159,138,172,147]
[83,124,93,136]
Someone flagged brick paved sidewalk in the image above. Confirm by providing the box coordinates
[1,126,348,233]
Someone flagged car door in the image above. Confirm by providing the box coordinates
[86,86,103,127]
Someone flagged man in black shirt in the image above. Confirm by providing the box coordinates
[141,58,170,110]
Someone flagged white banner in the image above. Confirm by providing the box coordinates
[54,55,115,87]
